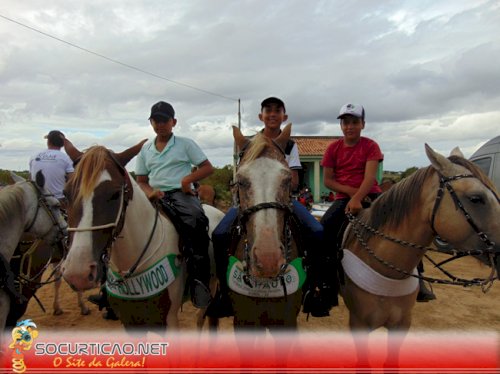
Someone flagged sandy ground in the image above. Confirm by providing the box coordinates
[21,253,499,334]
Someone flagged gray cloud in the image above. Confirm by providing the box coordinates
[0,0,499,173]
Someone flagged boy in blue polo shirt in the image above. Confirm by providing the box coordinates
[135,101,215,309]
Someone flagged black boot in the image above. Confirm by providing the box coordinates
[205,267,233,318]
[302,255,338,318]
[417,278,436,302]
[187,254,212,309]
[88,285,109,311]
[103,307,119,321]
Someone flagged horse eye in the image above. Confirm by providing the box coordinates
[468,195,485,204]
[109,191,120,201]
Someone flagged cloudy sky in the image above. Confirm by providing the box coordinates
[1,0,499,172]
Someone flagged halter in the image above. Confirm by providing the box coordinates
[233,138,296,298]
[24,181,67,243]
[347,170,499,291]
[237,201,295,296]
[431,173,499,250]
[1,181,67,308]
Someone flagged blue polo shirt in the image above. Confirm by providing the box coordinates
[135,135,208,192]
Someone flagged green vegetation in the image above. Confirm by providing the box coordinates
[198,164,233,205]
[0,166,235,206]
[0,169,29,185]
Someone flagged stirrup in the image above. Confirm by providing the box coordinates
[190,279,212,309]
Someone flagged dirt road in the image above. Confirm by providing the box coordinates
[22,253,499,333]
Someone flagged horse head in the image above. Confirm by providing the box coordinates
[62,140,146,291]
[233,124,293,278]
[425,144,500,276]
[3,171,67,248]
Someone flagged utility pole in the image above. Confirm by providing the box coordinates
[232,99,241,206]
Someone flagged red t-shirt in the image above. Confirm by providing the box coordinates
[321,137,383,200]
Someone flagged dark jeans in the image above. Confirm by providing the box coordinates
[320,194,380,289]
[160,190,210,283]
[320,194,381,254]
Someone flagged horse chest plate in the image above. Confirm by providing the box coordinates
[227,256,306,298]
[105,254,180,300]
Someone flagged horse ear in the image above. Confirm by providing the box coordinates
[64,138,83,162]
[9,171,25,183]
[115,139,147,167]
[425,143,456,176]
[274,123,292,152]
[449,146,465,158]
[233,126,248,152]
[35,170,46,189]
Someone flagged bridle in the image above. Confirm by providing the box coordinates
[233,139,298,297]
[0,181,68,308]
[347,171,499,291]
[25,180,68,243]
[66,151,159,281]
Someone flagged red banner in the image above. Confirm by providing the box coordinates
[1,330,498,373]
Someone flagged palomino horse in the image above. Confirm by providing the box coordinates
[230,124,303,331]
[0,172,67,330]
[61,143,223,331]
[341,144,500,367]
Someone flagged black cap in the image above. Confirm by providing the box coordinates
[149,101,175,120]
[45,130,65,147]
[261,97,286,112]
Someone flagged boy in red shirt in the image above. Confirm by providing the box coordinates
[320,103,383,310]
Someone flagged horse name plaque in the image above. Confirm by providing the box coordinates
[227,256,306,298]
[106,254,180,300]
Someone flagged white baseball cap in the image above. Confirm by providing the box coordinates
[337,103,365,119]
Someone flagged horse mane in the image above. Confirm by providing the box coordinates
[67,146,110,204]
[448,155,498,194]
[241,133,270,163]
[346,154,496,244]
[0,184,24,226]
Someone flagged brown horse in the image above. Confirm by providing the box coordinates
[61,143,223,331]
[341,144,500,367]
[230,124,303,332]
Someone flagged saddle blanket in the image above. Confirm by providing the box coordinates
[341,249,418,297]
[106,254,180,300]
[227,256,306,298]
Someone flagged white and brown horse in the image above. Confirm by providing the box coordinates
[0,172,67,330]
[341,144,500,367]
[229,124,304,332]
[61,142,223,331]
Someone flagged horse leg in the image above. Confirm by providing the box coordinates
[166,277,185,329]
[350,314,371,371]
[52,268,63,316]
[384,321,411,372]
[77,291,90,315]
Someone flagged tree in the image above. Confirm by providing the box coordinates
[400,166,419,180]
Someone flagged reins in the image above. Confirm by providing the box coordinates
[67,150,160,283]
[232,137,296,299]
[346,171,498,292]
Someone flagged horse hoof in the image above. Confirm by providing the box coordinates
[53,309,64,316]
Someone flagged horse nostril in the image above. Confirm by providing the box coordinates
[88,264,97,282]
